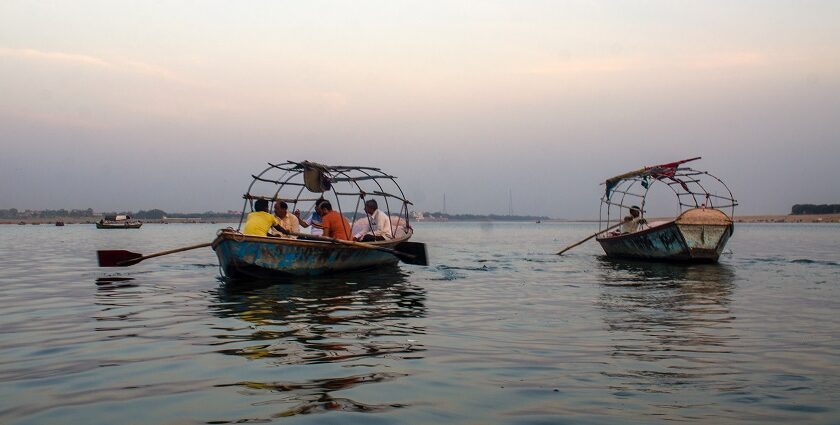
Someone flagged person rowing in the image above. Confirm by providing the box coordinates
[621,205,647,234]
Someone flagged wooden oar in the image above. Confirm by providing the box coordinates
[279,228,428,266]
[98,242,213,267]
[556,222,623,255]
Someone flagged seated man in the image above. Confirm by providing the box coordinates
[353,199,393,242]
[621,205,647,234]
[295,198,325,236]
[269,201,300,238]
[243,199,285,236]
[318,200,352,240]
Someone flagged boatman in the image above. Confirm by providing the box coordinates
[269,201,300,239]
[353,199,393,242]
[318,201,352,240]
[243,199,286,236]
[621,205,646,234]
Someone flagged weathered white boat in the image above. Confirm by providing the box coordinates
[595,157,737,263]
[96,215,142,229]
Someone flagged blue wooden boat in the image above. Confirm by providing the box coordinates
[594,157,737,263]
[212,229,412,279]
[214,160,423,280]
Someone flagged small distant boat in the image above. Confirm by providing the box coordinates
[96,215,143,229]
[595,157,737,263]
[55,221,65,226]
[212,160,425,280]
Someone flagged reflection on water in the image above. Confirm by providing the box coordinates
[214,372,411,417]
[207,267,427,417]
[211,267,426,364]
[596,258,740,395]
[94,276,137,288]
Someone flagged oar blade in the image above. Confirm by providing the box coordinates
[97,250,143,267]
[394,241,428,266]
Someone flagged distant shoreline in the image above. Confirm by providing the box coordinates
[0,217,240,225]
[546,214,840,224]
[732,213,840,223]
[4,213,840,225]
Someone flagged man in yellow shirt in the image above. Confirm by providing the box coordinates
[243,199,284,236]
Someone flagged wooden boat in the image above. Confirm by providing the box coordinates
[213,229,413,279]
[55,221,65,226]
[595,157,737,263]
[213,161,424,280]
[96,221,142,229]
[96,215,143,229]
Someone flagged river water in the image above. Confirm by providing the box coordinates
[0,222,838,424]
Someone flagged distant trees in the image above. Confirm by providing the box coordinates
[44,208,94,217]
[0,207,240,220]
[791,204,840,215]
[163,211,239,219]
[423,212,550,221]
[134,209,167,219]
[0,208,19,219]
[0,208,94,218]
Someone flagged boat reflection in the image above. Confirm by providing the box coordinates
[595,257,741,394]
[208,266,427,416]
[94,276,137,287]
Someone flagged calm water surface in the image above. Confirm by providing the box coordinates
[0,222,838,424]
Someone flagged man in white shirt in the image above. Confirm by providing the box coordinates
[354,200,393,242]
[270,201,300,238]
[621,206,646,234]
[295,198,325,236]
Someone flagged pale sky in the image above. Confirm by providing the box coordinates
[1,1,838,218]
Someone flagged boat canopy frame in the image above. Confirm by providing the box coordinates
[599,157,737,232]
[237,160,412,238]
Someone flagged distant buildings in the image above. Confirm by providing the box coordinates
[411,211,448,222]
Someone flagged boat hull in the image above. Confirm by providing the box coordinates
[212,230,405,280]
[96,222,142,229]
[597,208,733,263]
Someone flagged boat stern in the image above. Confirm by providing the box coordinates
[674,208,734,261]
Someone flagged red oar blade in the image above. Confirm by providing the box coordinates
[97,250,143,267]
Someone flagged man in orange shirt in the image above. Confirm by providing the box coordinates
[318,200,351,240]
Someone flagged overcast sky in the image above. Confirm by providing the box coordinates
[1,1,838,218]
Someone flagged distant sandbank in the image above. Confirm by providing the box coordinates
[554,214,840,224]
[732,213,840,223]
